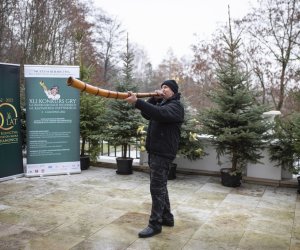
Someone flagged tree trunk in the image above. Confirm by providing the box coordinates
[232,151,238,172]
[122,144,128,158]
[276,63,287,111]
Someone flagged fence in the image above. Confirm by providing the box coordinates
[99,139,141,159]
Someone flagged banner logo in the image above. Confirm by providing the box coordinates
[0,103,18,131]
[39,81,61,100]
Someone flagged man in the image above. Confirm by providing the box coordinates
[40,81,61,100]
[47,86,60,100]
[125,80,184,238]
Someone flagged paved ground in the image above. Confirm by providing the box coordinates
[0,166,300,250]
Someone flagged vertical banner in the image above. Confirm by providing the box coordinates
[24,65,80,176]
[0,63,23,180]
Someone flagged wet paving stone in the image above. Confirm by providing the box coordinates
[0,166,298,249]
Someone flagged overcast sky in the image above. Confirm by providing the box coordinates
[94,0,255,66]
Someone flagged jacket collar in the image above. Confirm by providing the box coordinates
[159,92,181,105]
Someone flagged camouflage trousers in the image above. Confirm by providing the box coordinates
[148,154,174,230]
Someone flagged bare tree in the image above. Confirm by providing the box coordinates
[4,0,93,66]
[187,35,225,109]
[131,42,152,89]
[190,37,222,86]
[155,49,184,82]
[238,0,300,111]
[92,10,125,84]
[0,0,19,62]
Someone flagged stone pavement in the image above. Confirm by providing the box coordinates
[0,166,300,250]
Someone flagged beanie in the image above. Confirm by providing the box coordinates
[50,85,59,90]
[161,80,178,94]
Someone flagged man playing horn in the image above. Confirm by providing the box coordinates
[125,80,184,238]
[40,81,61,100]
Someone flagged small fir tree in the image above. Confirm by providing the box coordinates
[200,18,270,174]
[104,34,142,158]
[294,115,300,157]
[269,89,300,173]
[269,115,300,173]
[80,65,107,161]
[178,101,205,160]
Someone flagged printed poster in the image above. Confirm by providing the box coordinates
[0,63,23,180]
[24,65,80,176]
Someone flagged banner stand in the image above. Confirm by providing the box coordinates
[0,63,24,181]
[24,65,80,177]
[22,158,76,178]
[0,174,24,182]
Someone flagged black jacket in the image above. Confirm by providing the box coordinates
[135,93,184,160]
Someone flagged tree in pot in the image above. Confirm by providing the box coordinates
[178,102,206,161]
[104,34,142,174]
[200,16,271,187]
[269,114,300,172]
[80,92,107,169]
[79,66,107,170]
[269,112,300,192]
[170,104,206,180]
[104,84,141,174]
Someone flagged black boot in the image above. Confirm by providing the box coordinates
[138,226,161,238]
[162,219,174,227]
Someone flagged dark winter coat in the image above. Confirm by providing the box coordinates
[135,93,184,160]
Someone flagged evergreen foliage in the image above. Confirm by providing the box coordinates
[178,102,205,160]
[269,114,300,172]
[80,66,107,161]
[295,115,300,155]
[200,22,270,173]
[104,34,143,158]
[269,88,300,172]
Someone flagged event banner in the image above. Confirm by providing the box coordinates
[24,65,80,176]
[0,63,23,180]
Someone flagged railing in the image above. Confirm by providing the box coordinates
[99,139,141,159]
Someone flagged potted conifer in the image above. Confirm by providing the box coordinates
[104,81,141,174]
[200,17,271,187]
[178,105,205,161]
[104,34,142,174]
[79,66,107,170]
[171,106,205,180]
[269,113,300,192]
[80,92,106,169]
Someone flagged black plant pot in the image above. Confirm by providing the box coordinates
[80,155,90,170]
[168,163,177,180]
[220,168,242,187]
[297,176,300,194]
[116,157,133,175]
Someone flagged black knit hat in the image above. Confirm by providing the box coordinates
[161,80,178,94]
[50,85,59,90]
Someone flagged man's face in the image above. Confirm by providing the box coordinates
[161,85,174,99]
[51,88,58,95]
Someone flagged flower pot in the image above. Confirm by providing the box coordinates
[297,176,300,194]
[168,163,177,180]
[116,157,133,175]
[220,168,242,187]
[80,155,90,170]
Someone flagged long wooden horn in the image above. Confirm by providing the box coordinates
[67,77,159,99]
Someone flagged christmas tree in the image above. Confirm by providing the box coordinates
[104,34,142,158]
[200,16,270,174]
